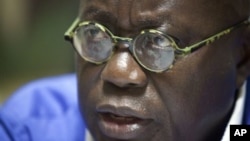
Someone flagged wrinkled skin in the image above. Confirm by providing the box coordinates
[76,0,250,141]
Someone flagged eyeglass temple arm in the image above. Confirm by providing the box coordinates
[64,18,80,41]
[179,19,250,53]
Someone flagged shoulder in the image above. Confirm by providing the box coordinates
[1,73,77,117]
[0,74,87,141]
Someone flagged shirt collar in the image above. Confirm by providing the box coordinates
[85,129,94,141]
[221,81,247,141]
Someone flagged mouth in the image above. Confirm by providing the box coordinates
[101,112,143,124]
[96,105,153,140]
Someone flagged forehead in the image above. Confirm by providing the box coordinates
[80,0,242,18]
[79,0,247,35]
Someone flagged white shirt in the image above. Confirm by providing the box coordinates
[221,81,247,141]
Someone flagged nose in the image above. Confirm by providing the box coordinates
[101,50,148,88]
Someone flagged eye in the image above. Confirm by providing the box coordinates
[83,25,108,41]
[153,36,170,47]
[89,28,100,37]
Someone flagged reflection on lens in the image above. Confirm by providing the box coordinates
[73,24,114,63]
[133,32,175,72]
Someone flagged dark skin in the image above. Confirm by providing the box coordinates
[76,0,250,141]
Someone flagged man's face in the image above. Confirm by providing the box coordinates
[77,0,247,140]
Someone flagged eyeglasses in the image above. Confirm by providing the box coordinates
[64,18,249,73]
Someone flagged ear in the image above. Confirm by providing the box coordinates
[236,26,250,88]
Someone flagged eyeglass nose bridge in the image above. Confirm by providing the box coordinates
[112,36,133,52]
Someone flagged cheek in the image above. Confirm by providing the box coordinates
[173,65,236,139]
[76,56,104,125]
[151,43,237,134]
[77,57,113,140]
[76,55,105,94]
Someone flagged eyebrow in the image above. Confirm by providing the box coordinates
[83,4,167,27]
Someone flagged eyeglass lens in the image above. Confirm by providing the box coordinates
[133,32,175,71]
[73,24,114,63]
[73,23,176,72]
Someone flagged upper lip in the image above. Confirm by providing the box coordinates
[96,104,151,120]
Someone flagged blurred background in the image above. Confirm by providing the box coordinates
[0,0,79,103]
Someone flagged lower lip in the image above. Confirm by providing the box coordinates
[98,113,152,140]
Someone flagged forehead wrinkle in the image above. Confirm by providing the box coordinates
[82,6,116,23]
[130,0,174,29]
[79,0,117,23]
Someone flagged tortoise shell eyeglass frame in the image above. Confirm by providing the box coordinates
[64,18,250,72]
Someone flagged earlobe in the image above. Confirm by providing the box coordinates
[236,26,250,88]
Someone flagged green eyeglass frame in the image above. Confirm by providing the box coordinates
[64,18,249,72]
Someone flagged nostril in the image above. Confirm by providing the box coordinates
[101,72,147,88]
[126,83,141,88]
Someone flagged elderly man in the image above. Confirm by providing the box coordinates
[1,0,250,141]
